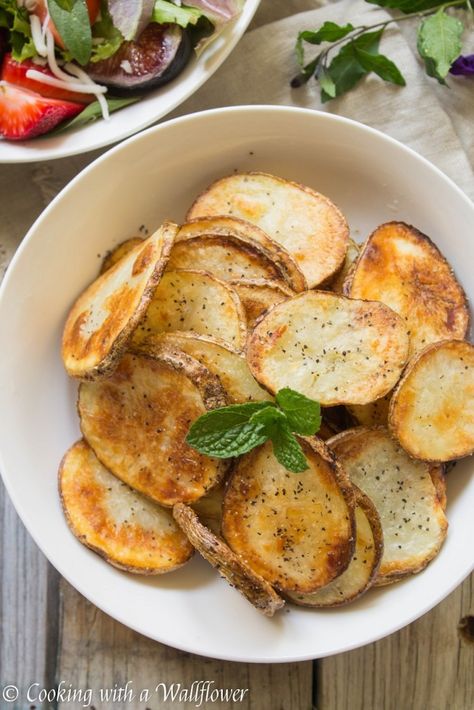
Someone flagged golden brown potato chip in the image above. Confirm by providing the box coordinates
[187,172,348,288]
[389,340,474,462]
[328,427,448,584]
[62,223,177,380]
[173,503,284,617]
[60,440,193,573]
[346,393,391,428]
[133,270,247,351]
[135,332,271,403]
[178,216,306,292]
[286,487,383,606]
[79,350,228,507]
[191,484,225,536]
[100,237,144,274]
[228,278,294,329]
[331,238,360,294]
[222,438,355,594]
[247,291,409,406]
[345,222,469,355]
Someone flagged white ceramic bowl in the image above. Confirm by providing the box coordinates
[0,106,473,663]
[0,1,259,164]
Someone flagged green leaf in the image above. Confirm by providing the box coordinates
[417,8,464,81]
[90,0,124,63]
[185,402,275,457]
[47,97,139,136]
[296,22,354,66]
[365,1,446,12]
[354,47,406,85]
[48,0,92,65]
[291,54,321,87]
[275,388,321,436]
[0,0,35,61]
[321,29,383,102]
[270,423,309,473]
[318,66,337,97]
[152,0,203,28]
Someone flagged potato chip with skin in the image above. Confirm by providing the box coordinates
[187,172,349,288]
[286,487,383,607]
[62,223,177,380]
[247,291,409,406]
[135,332,272,403]
[331,238,360,294]
[222,437,356,594]
[389,339,474,462]
[328,427,448,584]
[173,503,284,617]
[60,440,194,574]
[133,269,247,352]
[100,237,144,274]
[345,222,469,356]
[178,215,306,292]
[78,350,229,507]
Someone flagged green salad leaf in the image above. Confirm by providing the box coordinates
[152,0,203,28]
[90,0,124,63]
[48,0,92,66]
[47,96,139,136]
[0,0,36,61]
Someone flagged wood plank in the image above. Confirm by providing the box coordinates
[56,579,313,710]
[0,486,59,701]
[317,573,474,710]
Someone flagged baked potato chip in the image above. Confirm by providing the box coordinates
[187,172,349,288]
[328,427,448,583]
[286,487,383,606]
[345,222,469,355]
[136,332,271,403]
[79,350,228,507]
[62,223,177,380]
[133,270,247,351]
[222,438,355,594]
[346,393,391,428]
[178,216,306,292]
[228,278,294,330]
[331,238,360,294]
[173,503,284,617]
[100,237,144,274]
[389,340,474,462]
[59,440,193,573]
[247,291,409,406]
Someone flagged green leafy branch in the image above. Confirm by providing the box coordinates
[292,1,472,102]
[186,388,322,474]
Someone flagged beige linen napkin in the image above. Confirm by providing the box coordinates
[173,0,474,198]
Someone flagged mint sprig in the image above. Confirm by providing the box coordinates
[185,388,321,474]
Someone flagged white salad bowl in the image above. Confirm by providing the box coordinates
[0,106,473,662]
[0,0,260,163]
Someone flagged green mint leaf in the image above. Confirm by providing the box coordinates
[417,8,464,82]
[270,423,309,473]
[354,48,406,85]
[250,406,287,430]
[49,0,92,65]
[275,388,321,436]
[365,1,446,12]
[47,97,139,136]
[187,420,268,458]
[185,402,275,457]
[321,30,383,102]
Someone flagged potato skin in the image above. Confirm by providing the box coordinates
[389,339,474,462]
[173,503,284,617]
[60,440,193,574]
[187,172,349,289]
[222,437,356,594]
[345,222,469,356]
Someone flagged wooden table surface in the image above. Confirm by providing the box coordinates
[0,3,473,707]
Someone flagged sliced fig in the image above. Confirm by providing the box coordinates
[86,23,191,95]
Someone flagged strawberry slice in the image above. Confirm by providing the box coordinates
[0,83,84,140]
[1,54,94,104]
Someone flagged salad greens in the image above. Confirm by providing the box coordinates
[0,0,36,61]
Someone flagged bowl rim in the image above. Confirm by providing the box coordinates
[1,105,473,663]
